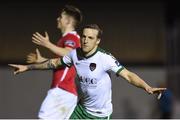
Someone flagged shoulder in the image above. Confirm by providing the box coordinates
[69,47,81,55]
[71,48,79,54]
[97,48,115,59]
[63,32,80,48]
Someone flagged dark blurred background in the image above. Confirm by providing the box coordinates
[0,0,180,118]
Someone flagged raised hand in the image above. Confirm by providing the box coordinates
[26,48,47,64]
[8,64,28,75]
[32,32,50,47]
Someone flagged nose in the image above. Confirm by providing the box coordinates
[83,38,88,44]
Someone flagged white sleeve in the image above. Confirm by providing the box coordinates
[103,54,124,73]
[61,50,73,67]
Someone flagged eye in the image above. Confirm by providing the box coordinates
[88,36,93,39]
[82,35,86,38]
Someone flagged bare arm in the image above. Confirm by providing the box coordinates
[44,43,72,56]
[118,68,166,94]
[8,58,62,75]
[32,32,72,56]
[27,58,62,70]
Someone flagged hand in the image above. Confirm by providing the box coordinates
[145,87,167,99]
[145,87,166,94]
[8,64,28,75]
[32,31,50,48]
[26,48,47,63]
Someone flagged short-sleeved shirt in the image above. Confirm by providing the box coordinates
[51,31,80,96]
[61,47,124,117]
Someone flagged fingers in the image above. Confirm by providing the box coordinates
[27,53,36,57]
[145,87,153,94]
[13,68,24,75]
[8,64,19,68]
[157,88,167,91]
[152,88,167,93]
[27,59,35,63]
[32,32,44,45]
[32,32,49,47]
[150,87,167,100]
[33,32,44,39]
[26,53,36,63]
[35,32,44,38]
[27,53,36,59]
[147,90,153,94]
[8,64,28,75]
[14,70,20,75]
[8,64,20,75]
[32,36,41,45]
[146,87,167,95]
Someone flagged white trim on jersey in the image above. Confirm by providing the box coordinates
[60,67,69,82]
[55,67,69,87]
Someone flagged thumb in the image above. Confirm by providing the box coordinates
[14,70,19,75]
[36,48,41,56]
[45,31,49,38]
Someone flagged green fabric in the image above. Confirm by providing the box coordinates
[116,66,125,75]
[70,103,111,119]
[76,47,99,59]
[60,57,73,67]
[97,47,111,55]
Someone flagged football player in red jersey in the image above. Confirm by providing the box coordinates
[26,5,82,119]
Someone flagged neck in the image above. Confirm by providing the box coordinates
[61,26,75,35]
[84,46,98,57]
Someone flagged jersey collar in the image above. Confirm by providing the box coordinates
[62,31,77,37]
[77,47,99,60]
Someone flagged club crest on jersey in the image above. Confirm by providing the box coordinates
[89,63,96,71]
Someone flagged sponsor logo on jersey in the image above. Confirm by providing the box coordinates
[79,76,97,88]
[65,40,76,47]
[89,63,96,71]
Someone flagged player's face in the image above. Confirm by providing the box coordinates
[57,12,68,30]
[81,28,100,55]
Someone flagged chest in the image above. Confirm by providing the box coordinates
[74,59,105,79]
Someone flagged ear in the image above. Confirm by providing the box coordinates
[65,17,70,24]
[96,38,101,44]
[67,16,74,25]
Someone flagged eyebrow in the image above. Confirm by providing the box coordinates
[82,34,94,39]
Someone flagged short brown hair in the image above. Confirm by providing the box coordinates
[83,24,103,39]
[61,5,82,28]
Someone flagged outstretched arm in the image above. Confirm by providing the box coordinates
[118,68,166,95]
[32,32,72,56]
[8,58,62,75]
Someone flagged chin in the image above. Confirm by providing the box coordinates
[82,48,89,53]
